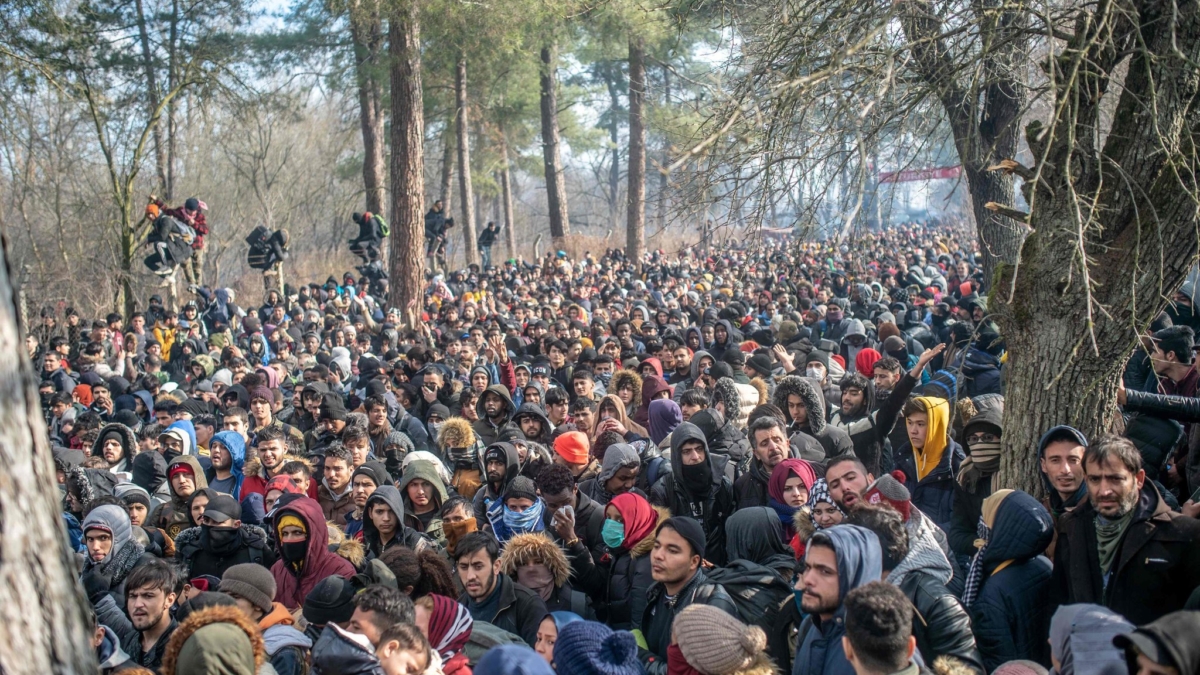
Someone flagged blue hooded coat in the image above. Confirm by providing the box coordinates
[206,430,246,500]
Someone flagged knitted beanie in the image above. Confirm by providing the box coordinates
[219,562,276,614]
[554,431,591,465]
[303,575,358,626]
[674,605,767,675]
[504,476,539,504]
[862,471,912,521]
[553,620,642,675]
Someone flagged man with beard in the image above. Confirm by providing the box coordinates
[793,525,883,675]
[454,531,547,646]
[240,425,313,500]
[1050,435,1200,624]
[472,442,521,526]
[733,416,792,508]
[513,402,553,445]
[773,375,854,463]
[472,384,516,447]
[173,493,275,579]
[650,422,736,565]
[121,560,179,671]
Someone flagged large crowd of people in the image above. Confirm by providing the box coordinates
[35,216,1200,675]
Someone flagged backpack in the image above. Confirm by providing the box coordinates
[163,215,196,245]
[463,622,526,666]
[373,214,389,237]
[705,561,793,637]
[244,224,270,249]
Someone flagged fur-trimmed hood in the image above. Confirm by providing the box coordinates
[91,423,139,465]
[711,377,745,426]
[747,377,768,405]
[162,605,266,675]
[610,370,643,408]
[772,375,827,434]
[499,532,571,587]
[325,522,366,567]
[730,651,777,675]
[438,416,476,451]
[793,506,816,544]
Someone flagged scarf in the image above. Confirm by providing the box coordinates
[806,478,843,531]
[961,517,990,607]
[489,498,546,544]
[426,594,473,660]
[516,563,556,601]
[84,539,146,589]
[443,518,478,557]
[768,459,816,504]
[957,441,1002,493]
[1095,509,1135,577]
[912,397,950,481]
[611,493,658,549]
[668,644,704,675]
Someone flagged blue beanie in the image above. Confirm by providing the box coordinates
[475,645,554,675]
[553,621,642,675]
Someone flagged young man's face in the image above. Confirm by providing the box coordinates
[456,548,499,600]
[905,411,929,449]
[258,438,288,472]
[325,458,352,491]
[127,585,176,631]
[650,527,698,586]
[368,405,388,428]
[250,397,272,422]
[1041,440,1085,499]
[346,438,371,466]
[873,366,900,393]
[85,530,113,561]
[799,544,840,616]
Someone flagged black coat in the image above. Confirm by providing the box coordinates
[640,568,738,675]
[173,524,276,580]
[895,439,965,532]
[1050,483,1200,625]
[459,573,547,647]
[968,491,1055,671]
[895,572,985,675]
[650,424,737,566]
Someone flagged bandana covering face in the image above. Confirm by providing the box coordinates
[516,563,556,601]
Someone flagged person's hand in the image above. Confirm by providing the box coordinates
[552,506,576,542]
[911,343,946,376]
[1184,500,1200,519]
[600,418,627,436]
[422,383,438,403]
[772,344,795,372]
[489,335,508,363]
[1117,379,1127,406]
[81,569,111,604]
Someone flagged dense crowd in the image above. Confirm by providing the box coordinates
[35,216,1200,675]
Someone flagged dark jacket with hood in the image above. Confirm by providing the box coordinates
[690,407,750,482]
[473,384,517,447]
[173,523,276,579]
[707,320,744,360]
[649,423,736,565]
[969,491,1055,671]
[458,571,547,647]
[270,497,357,610]
[362,486,436,558]
[949,405,1004,557]
[773,376,855,464]
[397,460,449,545]
[91,423,139,476]
[895,436,965,533]
[829,373,919,475]
[153,455,209,540]
[472,442,522,527]
[1050,482,1200,625]
[512,402,553,445]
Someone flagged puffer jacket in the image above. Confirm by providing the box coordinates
[895,438,965,532]
[960,348,1002,398]
[173,523,276,579]
[969,491,1055,671]
[649,423,736,565]
[773,376,855,463]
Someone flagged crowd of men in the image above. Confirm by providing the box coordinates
[35,218,1200,675]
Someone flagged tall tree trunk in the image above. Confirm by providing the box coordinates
[133,0,166,193]
[0,233,96,675]
[499,128,516,259]
[455,54,479,267]
[539,43,570,248]
[349,0,386,215]
[439,126,454,212]
[656,65,670,235]
[386,0,425,328]
[605,65,622,233]
[166,0,179,199]
[626,36,646,272]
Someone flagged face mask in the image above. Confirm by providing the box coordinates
[443,518,478,554]
[502,500,545,532]
[595,371,613,387]
[281,540,307,563]
[427,421,444,439]
[681,457,713,496]
[826,310,843,322]
[806,367,824,380]
[602,518,626,549]
[203,525,239,548]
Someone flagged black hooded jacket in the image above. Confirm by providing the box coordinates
[173,524,276,579]
[472,442,522,527]
[473,384,517,447]
[772,376,855,464]
[649,422,736,565]
[363,486,436,557]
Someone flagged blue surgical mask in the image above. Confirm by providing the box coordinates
[601,519,626,549]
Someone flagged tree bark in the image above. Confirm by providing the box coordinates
[626,36,646,272]
[455,53,479,267]
[499,128,517,259]
[539,43,570,248]
[439,125,454,212]
[386,0,425,328]
[349,0,386,215]
[605,63,622,233]
[0,233,96,675]
[656,64,670,236]
[133,0,166,194]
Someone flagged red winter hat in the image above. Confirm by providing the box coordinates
[862,471,912,521]
[554,431,591,465]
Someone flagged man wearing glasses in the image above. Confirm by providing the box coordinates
[948,402,1004,558]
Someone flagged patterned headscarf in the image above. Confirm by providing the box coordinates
[425,594,474,660]
[806,478,844,531]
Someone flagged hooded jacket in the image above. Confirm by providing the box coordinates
[512,402,554,445]
[473,441,522,527]
[610,370,643,415]
[634,376,672,429]
[1049,482,1200,625]
[173,521,275,579]
[969,491,1055,671]
[793,525,883,675]
[595,394,650,441]
[362,485,436,558]
[830,372,920,476]
[154,455,209,539]
[498,532,588,616]
[949,405,1005,557]
[650,422,736,565]
[473,384,517,447]
[398,460,449,545]
[161,606,263,675]
[894,398,964,532]
[689,408,750,481]
[270,497,357,610]
[91,423,139,477]
[205,430,246,500]
[772,376,854,463]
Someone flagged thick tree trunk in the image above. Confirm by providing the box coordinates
[499,129,516,259]
[656,65,670,235]
[606,65,622,233]
[0,233,96,674]
[133,0,166,193]
[386,0,425,328]
[439,126,454,212]
[455,54,479,267]
[626,36,646,272]
[349,0,386,215]
[539,43,570,248]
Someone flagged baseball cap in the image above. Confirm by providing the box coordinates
[203,494,241,523]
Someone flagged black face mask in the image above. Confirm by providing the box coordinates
[887,349,908,362]
[931,313,947,327]
[681,455,713,496]
[281,540,308,563]
[203,525,240,550]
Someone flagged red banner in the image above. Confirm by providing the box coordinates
[878,165,962,183]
